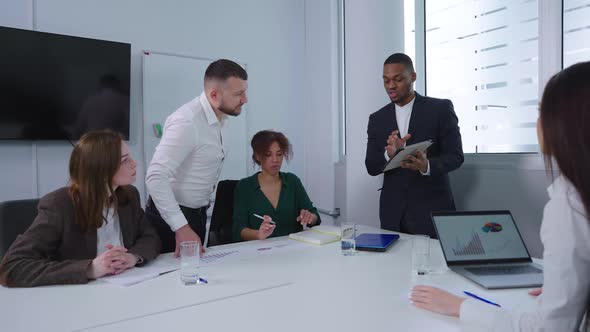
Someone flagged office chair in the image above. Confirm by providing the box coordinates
[0,199,40,257]
[207,180,239,247]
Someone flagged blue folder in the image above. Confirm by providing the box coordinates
[355,233,400,252]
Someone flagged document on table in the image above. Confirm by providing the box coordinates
[101,240,306,286]
[101,249,239,286]
[100,254,178,286]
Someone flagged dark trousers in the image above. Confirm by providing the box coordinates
[400,208,438,239]
[145,196,208,253]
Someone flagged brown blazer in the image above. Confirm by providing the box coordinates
[0,185,161,287]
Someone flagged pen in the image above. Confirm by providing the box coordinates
[253,213,276,225]
[463,291,501,307]
[198,277,208,284]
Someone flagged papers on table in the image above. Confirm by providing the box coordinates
[100,254,178,286]
[201,250,238,264]
[100,240,305,286]
[101,249,238,287]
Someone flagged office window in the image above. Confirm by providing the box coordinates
[563,0,590,67]
[425,0,540,153]
[404,0,416,62]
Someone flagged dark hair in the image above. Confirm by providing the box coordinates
[204,59,248,82]
[540,61,590,218]
[384,53,415,72]
[69,130,129,232]
[251,130,292,165]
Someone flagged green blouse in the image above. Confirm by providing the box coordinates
[232,172,321,241]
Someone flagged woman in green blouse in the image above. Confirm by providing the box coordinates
[233,130,321,241]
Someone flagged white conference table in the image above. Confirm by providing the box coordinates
[0,226,539,332]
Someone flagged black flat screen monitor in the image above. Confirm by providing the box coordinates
[0,26,130,140]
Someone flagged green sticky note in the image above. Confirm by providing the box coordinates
[153,123,162,138]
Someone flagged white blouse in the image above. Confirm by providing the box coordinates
[460,175,590,331]
[96,207,123,256]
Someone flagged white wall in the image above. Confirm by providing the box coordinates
[0,0,306,203]
[340,0,405,227]
[302,0,340,225]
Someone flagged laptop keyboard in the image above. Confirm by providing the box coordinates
[466,265,542,276]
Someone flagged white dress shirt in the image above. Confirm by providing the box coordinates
[96,207,123,256]
[395,96,415,138]
[460,175,590,331]
[146,92,225,231]
[384,96,430,175]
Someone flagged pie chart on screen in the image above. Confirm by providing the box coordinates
[482,222,503,233]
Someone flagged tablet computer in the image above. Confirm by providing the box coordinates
[355,233,400,252]
[382,140,433,173]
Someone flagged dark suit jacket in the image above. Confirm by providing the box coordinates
[0,185,161,287]
[365,93,464,237]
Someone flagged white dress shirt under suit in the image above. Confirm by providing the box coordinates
[384,96,430,175]
[460,175,590,331]
[146,92,225,232]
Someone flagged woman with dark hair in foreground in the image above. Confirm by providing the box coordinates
[410,61,590,331]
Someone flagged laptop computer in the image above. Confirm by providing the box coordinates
[431,210,543,289]
[355,233,400,252]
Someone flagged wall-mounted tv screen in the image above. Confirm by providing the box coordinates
[0,26,130,140]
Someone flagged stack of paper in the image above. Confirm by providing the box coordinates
[288,225,341,245]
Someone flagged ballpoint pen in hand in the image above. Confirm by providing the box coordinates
[463,291,501,307]
[253,213,276,225]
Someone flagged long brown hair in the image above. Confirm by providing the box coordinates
[540,61,590,218]
[68,130,128,232]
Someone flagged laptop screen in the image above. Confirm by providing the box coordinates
[432,211,531,264]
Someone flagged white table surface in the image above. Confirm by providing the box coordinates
[0,226,539,332]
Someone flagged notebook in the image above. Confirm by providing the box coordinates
[431,210,543,289]
[288,225,340,245]
[355,233,399,252]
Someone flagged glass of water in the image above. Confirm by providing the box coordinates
[341,223,356,256]
[180,241,200,285]
[412,234,430,275]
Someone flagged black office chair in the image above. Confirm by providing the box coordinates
[208,180,239,247]
[0,199,40,257]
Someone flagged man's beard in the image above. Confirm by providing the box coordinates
[218,104,241,117]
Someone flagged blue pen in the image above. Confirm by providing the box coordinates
[463,291,501,307]
[198,277,208,284]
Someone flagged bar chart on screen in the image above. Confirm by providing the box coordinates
[453,231,486,256]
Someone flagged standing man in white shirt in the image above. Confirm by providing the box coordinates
[145,59,248,255]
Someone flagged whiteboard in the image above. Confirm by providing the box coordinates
[142,51,251,196]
